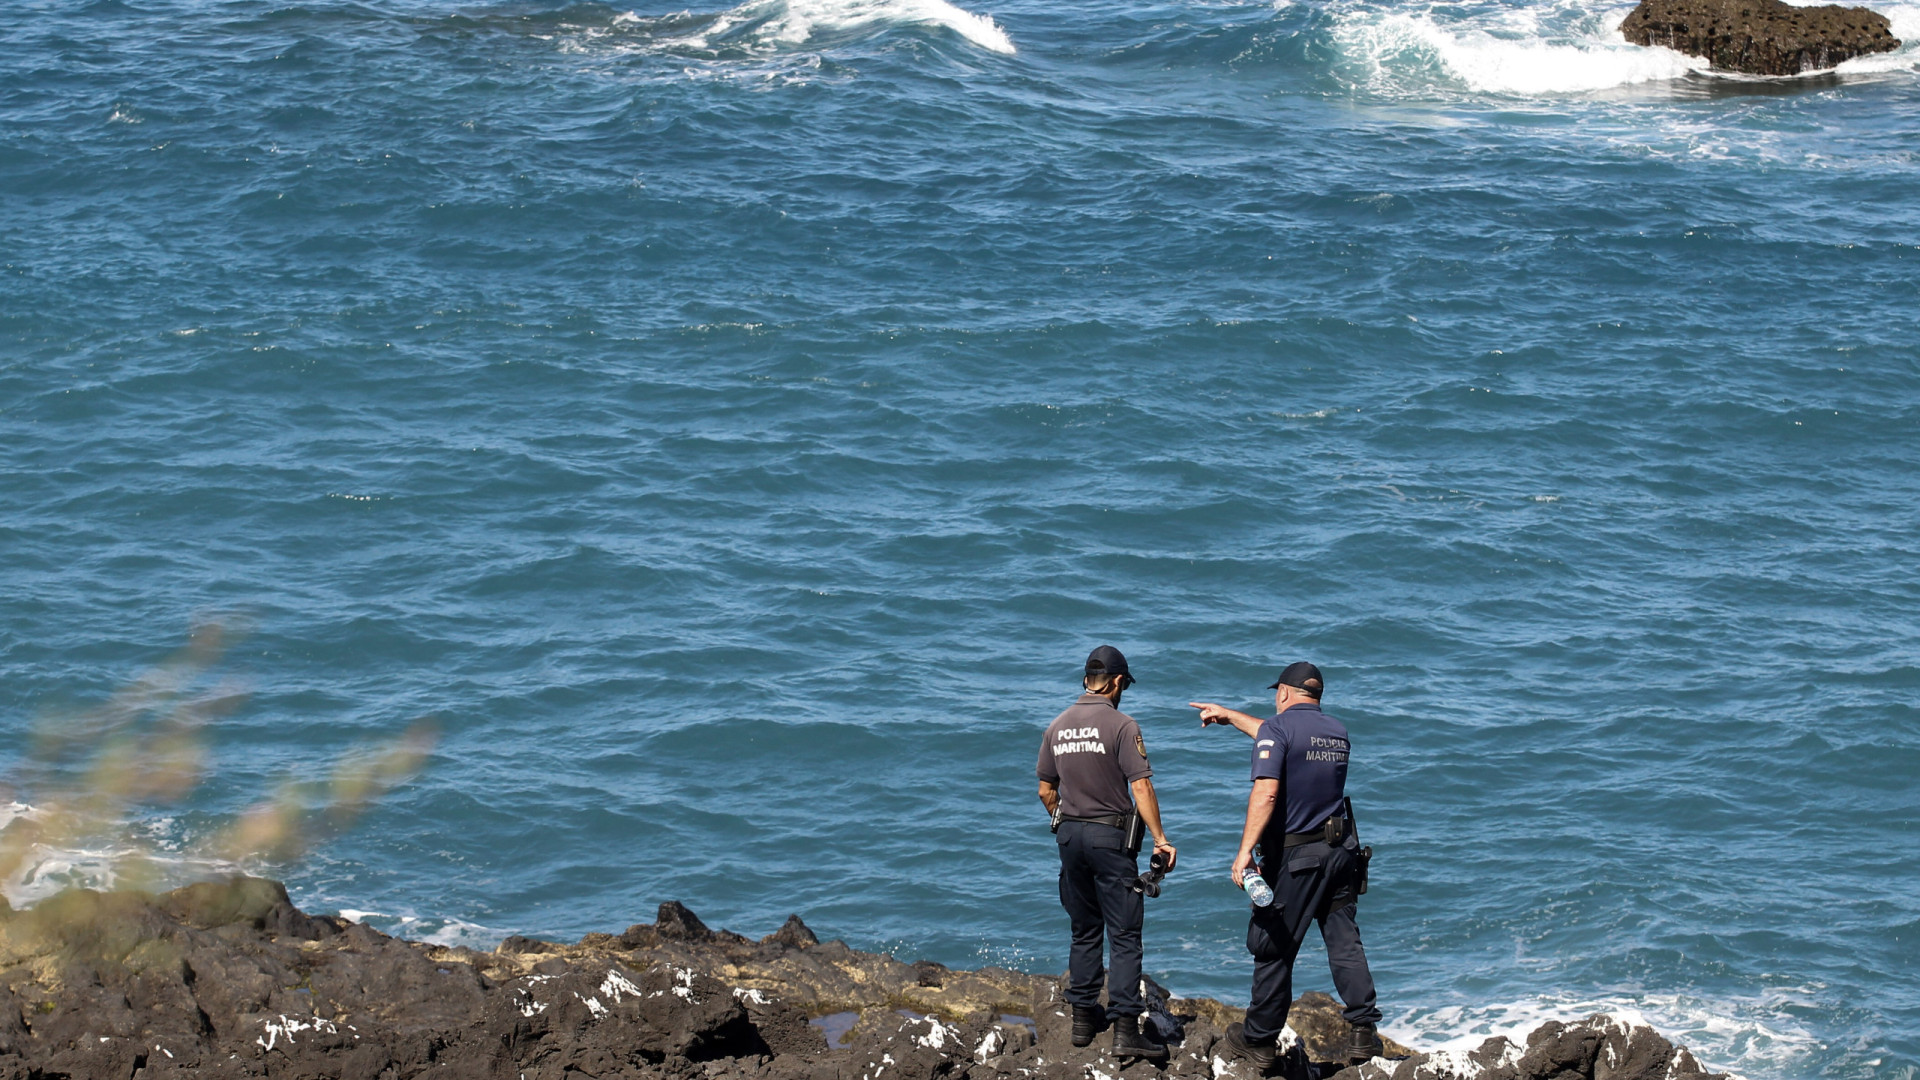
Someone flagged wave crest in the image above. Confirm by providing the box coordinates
[1328,9,1704,94]
[1322,2,1707,95]
[623,0,1015,57]
[1386,992,1817,1080]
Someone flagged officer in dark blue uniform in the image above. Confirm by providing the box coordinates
[1038,646,1176,1061]
[1190,662,1383,1071]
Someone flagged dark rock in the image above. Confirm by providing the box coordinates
[621,922,664,950]
[1593,1013,1677,1080]
[843,1013,979,1080]
[737,987,826,1056]
[1621,0,1900,75]
[1667,1047,1717,1077]
[0,876,1731,1080]
[1518,1018,1601,1079]
[633,965,757,1059]
[1284,991,1381,1065]
[486,959,750,1070]
[763,915,819,950]
[658,900,714,942]
[159,875,341,940]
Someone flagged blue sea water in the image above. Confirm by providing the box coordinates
[4,0,1919,1075]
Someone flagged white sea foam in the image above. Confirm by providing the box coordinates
[1315,0,1920,95]
[1834,1,1920,72]
[0,802,242,909]
[1324,1,1708,96]
[1384,991,1818,1080]
[320,906,503,947]
[0,813,501,951]
[606,0,1014,58]
[392,912,502,949]
[723,0,1013,54]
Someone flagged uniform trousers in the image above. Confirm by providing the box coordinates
[1056,819,1145,1016]
[1243,839,1381,1043]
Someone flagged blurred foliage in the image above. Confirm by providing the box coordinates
[1,618,436,896]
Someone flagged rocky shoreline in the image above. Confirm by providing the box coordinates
[0,877,1728,1080]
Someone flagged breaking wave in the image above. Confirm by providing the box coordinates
[0,802,242,909]
[578,0,1015,59]
[1833,0,1920,72]
[1317,0,1920,96]
[1321,0,1705,95]
[1384,991,1824,1080]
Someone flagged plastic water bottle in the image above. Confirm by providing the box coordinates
[1240,870,1274,908]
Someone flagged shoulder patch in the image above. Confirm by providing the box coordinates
[1257,739,1275,747]
[1135,732,1147,758]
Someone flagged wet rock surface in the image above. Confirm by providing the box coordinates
[1621,0,1901,75]
[0,877,1728,1080]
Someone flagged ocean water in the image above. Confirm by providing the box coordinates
[3,0,1918,1076]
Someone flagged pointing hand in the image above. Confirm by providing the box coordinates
[1189,702,1230,726]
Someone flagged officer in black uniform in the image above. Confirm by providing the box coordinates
[1190,662,1384,1071]
[1037,646,1176,1061]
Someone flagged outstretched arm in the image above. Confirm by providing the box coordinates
[1189,702,1264,738]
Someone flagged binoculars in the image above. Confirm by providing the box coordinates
[1132,850,1172,898]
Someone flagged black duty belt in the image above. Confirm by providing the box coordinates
[1060,813,1130,830]
[1282,815,1349,848]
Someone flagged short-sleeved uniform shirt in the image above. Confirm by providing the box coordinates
[1037,693,1152,820]
[1250,701,1350,840]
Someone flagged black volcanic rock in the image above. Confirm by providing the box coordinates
[655,899,714,941]
[0,876,1731,1080]
[1621,0,1901,75]
[762,913,819,950]
[1331,1013,1726,1080]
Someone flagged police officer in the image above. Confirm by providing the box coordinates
[1189,662,1384,1071]
[1037,646,1176,1062]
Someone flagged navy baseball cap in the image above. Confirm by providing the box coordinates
[1085,645,1135,686]
[1268,661,1323,694]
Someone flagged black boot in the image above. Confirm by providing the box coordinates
[1111,1014,1168,1062]
[1346,1023,1384,1064]
[1223,1022,1277,1073]
[1070,1005,1102,1048]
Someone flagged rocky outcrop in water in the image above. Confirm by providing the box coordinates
[0,876,1728,1080]
[1620,0,1901,75]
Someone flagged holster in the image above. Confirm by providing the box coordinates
[1122,810,1144,856]
[1345,797,1372,896]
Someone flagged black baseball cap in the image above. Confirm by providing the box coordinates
[1085,645,1135,687]
[1268,661,1323,695]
